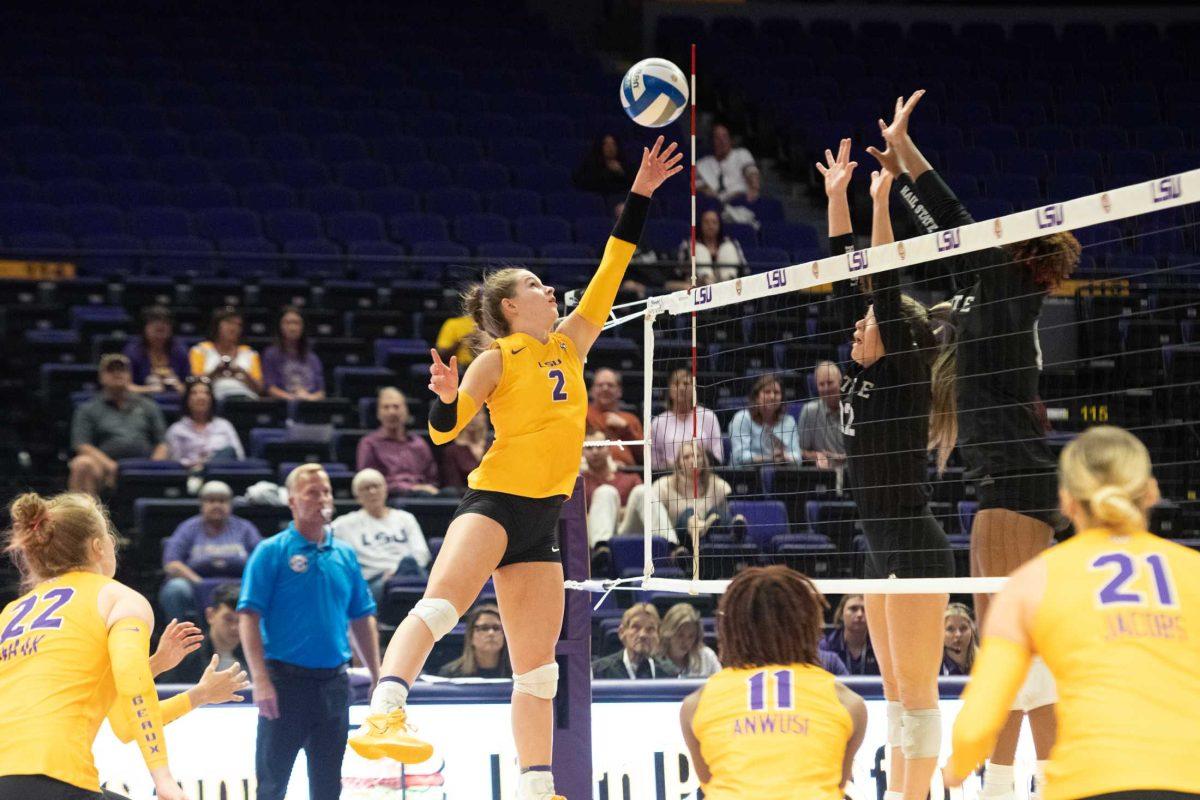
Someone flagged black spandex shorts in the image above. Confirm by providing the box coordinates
[0,774,123,800]
[976,469,1068,531]
[860,507,954,579]
[453,488,565,567]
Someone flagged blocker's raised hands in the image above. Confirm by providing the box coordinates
[816,138,858,197]
[878,89,926,145]
[630,135,685,197]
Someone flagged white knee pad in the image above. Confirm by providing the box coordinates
[1012,656,1057,713]
[886,700,903,748]
[900,708,942,759]
[513,662,559,700]
[408,598,460,642]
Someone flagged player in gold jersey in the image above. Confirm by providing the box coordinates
[946,425,1200,800]
[681,566,867,799]
[349,136,682,800]
[0,492,249,800]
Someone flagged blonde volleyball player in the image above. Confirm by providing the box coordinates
[946,425,1200,800]
[0,492,250,800]
[348,136,681,800]
[820,140,952,800]
[680,566,867,799]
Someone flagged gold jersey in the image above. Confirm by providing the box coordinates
[0,571,119,791]
[1033,529,1200,799]
[692,663,852,800]
[470,330,587,498]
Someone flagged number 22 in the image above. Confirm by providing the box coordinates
[548,369,568,402]
[0,587,75,643]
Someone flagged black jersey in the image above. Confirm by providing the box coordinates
[830,234,932,519]
[899,171,1054,479]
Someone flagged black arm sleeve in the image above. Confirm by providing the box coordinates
[429,396,458,433]
[894,173,941,238]
[612,191,651,245]
[830,233,867,332]
[911,170,975,230]
[870,266,912,358]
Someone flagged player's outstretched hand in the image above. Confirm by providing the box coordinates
[429,349,459,404]
[150,618,204,674]
[869,169,894,202]
[631,135,684,197]
[878,89,925,145]
[195,655,250,705]
[816,138,857,197]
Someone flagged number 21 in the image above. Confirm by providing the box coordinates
[548,369,567,402]
[1092,552,1176,607]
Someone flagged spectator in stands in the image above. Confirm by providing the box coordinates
[262,306,326,402]
[941,602,977,676]
[591,603,679,679]
[650,368,724,469]
[437,409,489,494]
[68,353,168,495]
[798,361,847,470]
[729,374,802,467]
[435,315,477,367]
[677,209,746,284]
[160,480,262,622]
[621,441,736,553]
[189,307,263,401]
[724,166,771,226]
[332,468,432,604]
[572,132,632,195]
[237,464,379,800]
[436,604,511,679]
[657,602,720,678]
[582,429,642,548]
[821,595,880,676]
[159,582,247,684]
[696,122,757,202]
[586,367,643,465]
[166,378,245,468]
[124,305,189,395]
[357,387,440,496]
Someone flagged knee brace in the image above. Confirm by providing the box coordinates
[513,662,559,700]
[1013,656,1057,712]
[408,598,459,642]
[900,708,942,759]
[886,700,903,748]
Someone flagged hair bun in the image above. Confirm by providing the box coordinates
[1090,485,1141,530]
[9,493,51,544]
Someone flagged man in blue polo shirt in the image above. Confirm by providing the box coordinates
[238,463,381,800]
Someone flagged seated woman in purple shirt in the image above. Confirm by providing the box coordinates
[261,305,326,401]
[123,305,191,395]
[166,378,245,468]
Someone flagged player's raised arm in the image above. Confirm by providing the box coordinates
[427,347,501,445]
[558,135,682,356]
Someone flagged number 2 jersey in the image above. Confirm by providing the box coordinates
[692,663,852,800]
[0,571,121,792]
[1032,529,1200,799]
[469,330,587,498]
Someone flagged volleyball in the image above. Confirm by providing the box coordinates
[620,57,689,128]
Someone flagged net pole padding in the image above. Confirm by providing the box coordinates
[688,41,700,584]
[642,298,661,576]
[665,171,1199,316]
[566,575,1010,596]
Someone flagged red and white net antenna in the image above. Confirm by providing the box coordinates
[688,42,700,583]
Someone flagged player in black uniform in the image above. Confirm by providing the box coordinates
[868,91,1080,800]
[819,139,952,800]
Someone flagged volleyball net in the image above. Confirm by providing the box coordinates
[573,168,1200,602]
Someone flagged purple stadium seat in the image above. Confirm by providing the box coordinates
[390,213,450,245]
[196,208,262,240]
[38,178,105,205]
[265,210,323,243]
[476,241,534,260]
[424,188,483,218]
[129,207,192,239]
[326,211,386,245]
[395,161,452,193]
[304,185,360,215]
[454,162,510,193]
[425,136,484,165]
[514,215,572,248]
[213,158,273,188]
[489,137,544,166]
[256,133,311,161]
[487,189,543,220]
[240,183,298,212]
[193,130,251,159]
[336,160,391,191]
[726,500,789,551]
[361,187,419,217]
[170,183,236,210]
[453,212,511,248]
[317,133,369,163]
